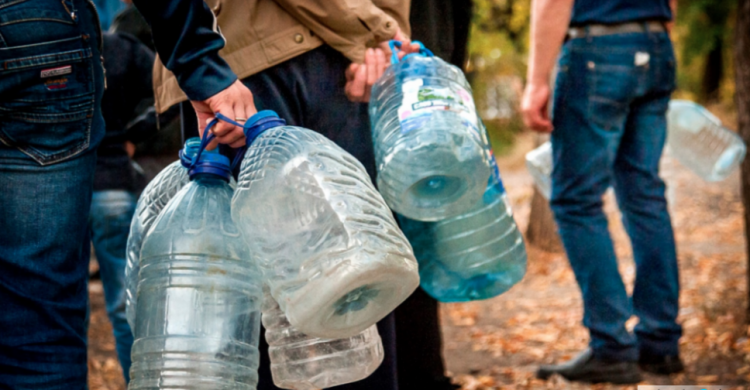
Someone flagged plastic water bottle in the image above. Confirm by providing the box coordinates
[525,142,552,199]
[232,111,419,339]
[369,43,491,221]
[397,155,527,302]
[125,138,200,330]
[667,100,746,181]
[262,287,384,390]
[130,148,262,389]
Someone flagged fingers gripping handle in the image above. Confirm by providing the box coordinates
[388,40,434,65]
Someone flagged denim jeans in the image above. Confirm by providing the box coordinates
[89,190,136,383]
[0,0,105,388]
[550,31,681,362]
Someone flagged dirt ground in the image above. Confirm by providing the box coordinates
[87,132,749,390]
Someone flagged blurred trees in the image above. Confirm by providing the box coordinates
[674,0,738,104]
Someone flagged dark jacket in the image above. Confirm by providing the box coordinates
[94,32,156,192]
[131,0,236,102]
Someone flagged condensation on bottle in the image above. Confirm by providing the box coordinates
[262,287,384,390]
[232,111,419,339]
[370,49,491,221]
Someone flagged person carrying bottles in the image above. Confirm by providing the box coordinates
[150,1,420,389]
[521,0,682,384]
[0,0,254,388]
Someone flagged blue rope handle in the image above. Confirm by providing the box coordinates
[190,112,281,171]
[388,40,434,65]
[190,118,219,171]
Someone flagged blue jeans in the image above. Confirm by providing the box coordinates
[550,31,681,362]
[89,190,136,383]
[0,0,105,388]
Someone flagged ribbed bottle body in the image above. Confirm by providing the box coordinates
[130,176,261,390]
[398,161,527,302]
[262,288,383,390]
[370,55,490,221]
[667,100,746,181]
[232,126,419,339]
[125,160,190,330]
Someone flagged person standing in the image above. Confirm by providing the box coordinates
[0,0,254,387]
[521,0,682,384]
[155,2,419,389]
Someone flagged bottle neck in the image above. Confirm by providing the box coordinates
[191,173,229,184]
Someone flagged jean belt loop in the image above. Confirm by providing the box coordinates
[585,25,592,43]
[643,21,654,41]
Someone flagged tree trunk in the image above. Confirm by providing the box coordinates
[734,0,750,321]
[702,38,724,103]
[525,134,564,253]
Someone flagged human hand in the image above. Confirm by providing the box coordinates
[125,141,136,157]
[344,28,422,103]
[190,80,256,149]
[380,27,421,62]
[345,48,387,103]
[521,82,553,133]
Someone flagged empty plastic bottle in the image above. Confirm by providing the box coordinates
[667,100,746,181]
[232,110,419,339]
[262,286,384,390]
[369,42,490,221]
[130,146,262,390]
[525,142,552,200]
[125,138,200,330]
[397,154,527,302]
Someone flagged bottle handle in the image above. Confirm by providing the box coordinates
[190,112,285,171]
[388,40,434,65]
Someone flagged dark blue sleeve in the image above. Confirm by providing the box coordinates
[131,0,237,101]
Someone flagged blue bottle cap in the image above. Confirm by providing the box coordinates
[245,110,286,146]
[189,150,232,181]
[179,137,202,168]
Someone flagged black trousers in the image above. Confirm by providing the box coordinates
[180,45,396,390]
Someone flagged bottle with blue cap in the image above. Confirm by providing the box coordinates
[129,143,262,389]
[667,100,746,181]
[232,110,419,339]
[125,137,202,329]
[369,41,491,221]
[397,150,527,302]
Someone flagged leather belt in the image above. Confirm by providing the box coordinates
[567,21,666,40]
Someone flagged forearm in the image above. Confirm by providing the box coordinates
[526,0,573,86]
[131,0,236,101]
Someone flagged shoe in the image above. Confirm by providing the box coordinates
[536,349,642,384]
[638,352,684,375]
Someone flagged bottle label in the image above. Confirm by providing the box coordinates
[397,78,480,135]
[488,149,506,194]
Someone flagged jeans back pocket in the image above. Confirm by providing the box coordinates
[0,35,95,165]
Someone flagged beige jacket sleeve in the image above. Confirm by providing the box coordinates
[271,0,411,63]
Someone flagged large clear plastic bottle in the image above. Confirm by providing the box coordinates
[262,287,384,390]
[369,45,491,221]
[124,138,200,330]
[130,150,262,390]
[667,100,746,181]
[397,155,527,302]
[525,142,552,200]
[232,111,419,339]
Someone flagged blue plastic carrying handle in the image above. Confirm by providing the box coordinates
[388,40,435,64]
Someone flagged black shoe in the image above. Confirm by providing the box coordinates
[536,349,642,384]
[638,352,684,375]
